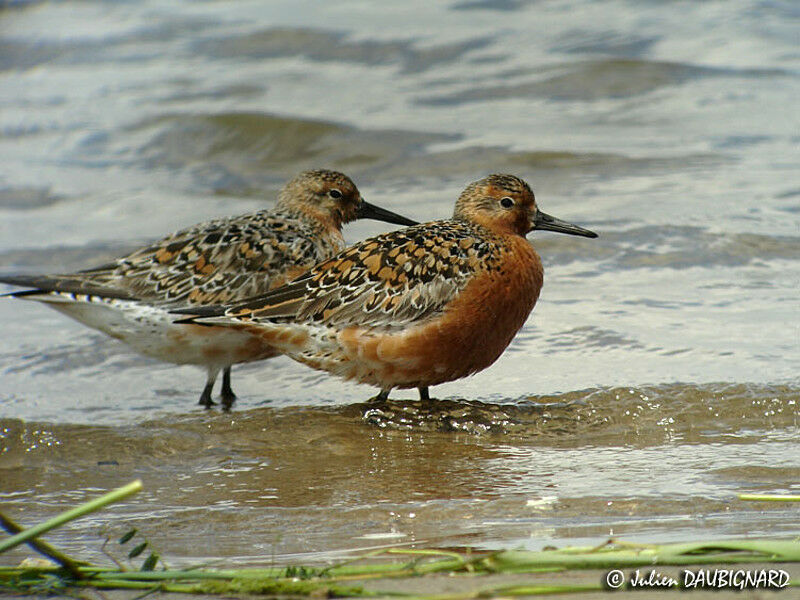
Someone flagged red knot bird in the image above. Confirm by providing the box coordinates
[0,169,417,408]
[174,174,597,401]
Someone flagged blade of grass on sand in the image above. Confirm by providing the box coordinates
[739,494,800,502]
[482,539,800,572]
[0,480,142,555]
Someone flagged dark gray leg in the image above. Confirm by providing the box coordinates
[198,381,216,408]
[418,386,430,401]
[198,368,220,409]
[220,366,236,410]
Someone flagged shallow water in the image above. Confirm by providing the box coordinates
[0,0,798,567]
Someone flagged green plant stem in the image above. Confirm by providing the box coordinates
[3,535,799,597]
[739,494,800,502]
[0,511,84,579]
[0,480,142,555]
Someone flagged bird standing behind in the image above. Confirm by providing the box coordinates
[0,170,417,408]
[175,174,597,401]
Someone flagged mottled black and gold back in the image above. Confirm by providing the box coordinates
[13,169,415,308]
[194,217,509,332]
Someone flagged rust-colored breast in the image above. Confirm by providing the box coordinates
[335,235,544,388]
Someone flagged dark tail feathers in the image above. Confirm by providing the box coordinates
[0,274,135,300]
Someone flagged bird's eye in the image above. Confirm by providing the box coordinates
[500,196,514,208]
[328,189,343,199]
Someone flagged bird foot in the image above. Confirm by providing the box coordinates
[220,391,237,411]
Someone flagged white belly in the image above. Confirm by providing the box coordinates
[28,295,278,368]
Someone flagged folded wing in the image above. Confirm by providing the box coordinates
[185,221,500,331]
[2,211,328,306]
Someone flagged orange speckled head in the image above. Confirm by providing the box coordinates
[454,174,538,236]
[454,174,598,239]
[276,169,416,229]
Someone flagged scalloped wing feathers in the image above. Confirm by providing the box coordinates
[221,220,503,330]
[14,209,344,306]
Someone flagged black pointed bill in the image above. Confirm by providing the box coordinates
[533,210,597,238]
[357,200,417,226]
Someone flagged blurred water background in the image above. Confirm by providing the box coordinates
[0,0,798,566]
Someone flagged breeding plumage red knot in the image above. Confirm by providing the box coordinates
[174,174,598,401]
[0,169,417,408]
